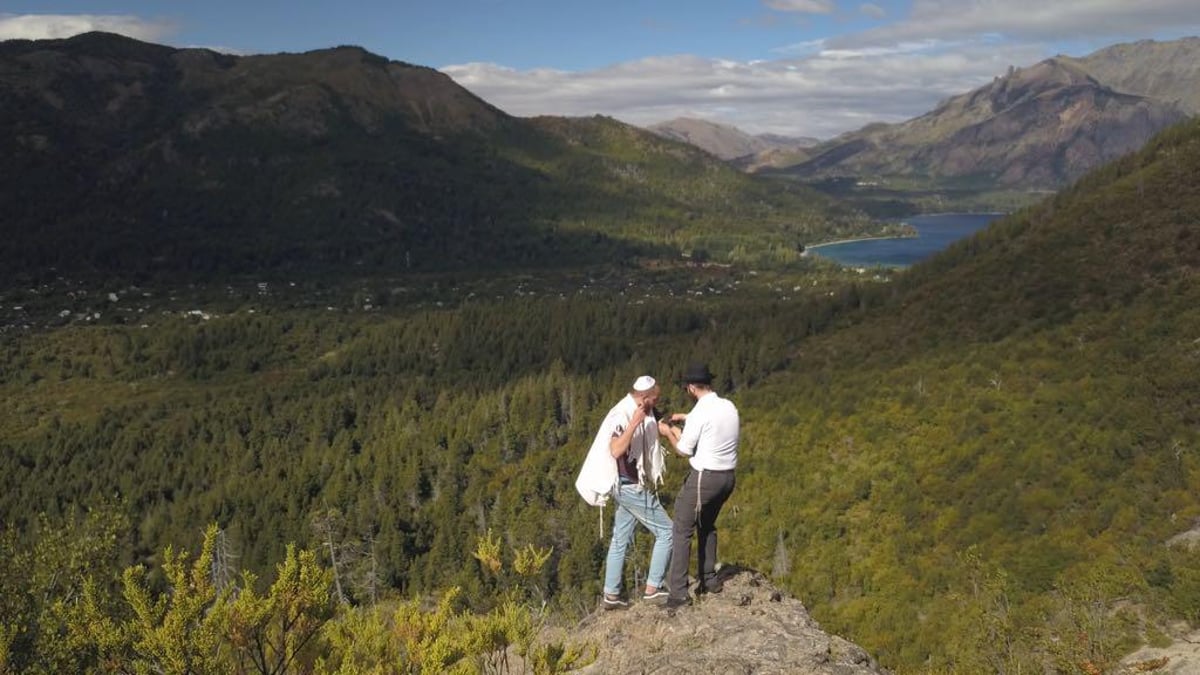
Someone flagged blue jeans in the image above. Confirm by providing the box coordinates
[603,483,673,595]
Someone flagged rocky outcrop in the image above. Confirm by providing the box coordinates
[1120,626,1200,674]
[1166,523,1200,551]
[550,567,888,674]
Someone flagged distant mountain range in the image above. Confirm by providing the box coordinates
[646,117,818,161]
[0,32,869,283]
[781,57,1186,187]
[770,37,1199,188]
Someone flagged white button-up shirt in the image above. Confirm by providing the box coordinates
[678,391,739,471]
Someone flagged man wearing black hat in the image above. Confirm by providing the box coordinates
[658,362,740,608]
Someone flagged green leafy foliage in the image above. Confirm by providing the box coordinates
[1,517,585,674]
[0,504,129,674]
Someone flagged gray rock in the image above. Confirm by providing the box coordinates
[1119,627,1200,674]
[551,568,889,674]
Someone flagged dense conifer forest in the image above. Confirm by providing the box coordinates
[0,252,888,668]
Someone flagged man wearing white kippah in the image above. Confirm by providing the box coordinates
[575,375,672,608]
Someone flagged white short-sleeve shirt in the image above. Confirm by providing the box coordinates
[677,391,739,471]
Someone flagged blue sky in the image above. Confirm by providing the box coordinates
[3,1,1198,137]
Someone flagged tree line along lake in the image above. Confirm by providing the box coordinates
[807,213,1005,268]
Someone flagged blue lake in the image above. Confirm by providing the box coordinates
[809,213,1005,268]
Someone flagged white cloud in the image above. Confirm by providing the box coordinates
[444,41,1044,139]
[818,39,949,59]
[444,0,1199,140]
[830,0,1200,48]
[764,0,837,15]
[860,3,887,19]
[0,13,176,43]
[773,38,828,56]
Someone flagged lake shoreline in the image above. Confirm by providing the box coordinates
[803,234,912,253]
[805,211,1010,252]
[804,213,1005,267]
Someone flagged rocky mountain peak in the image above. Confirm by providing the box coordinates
[936,56,1102,124]
[776,40,1190,187]
[1017,57,1098,86]
[986,58,1098,105]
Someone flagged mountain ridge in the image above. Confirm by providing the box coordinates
[1066,36,1200,114]
[647,116,818,160]
[0,32,874,283]
[774,53,1188,187]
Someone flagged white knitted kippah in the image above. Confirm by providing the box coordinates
[633,375,656,392]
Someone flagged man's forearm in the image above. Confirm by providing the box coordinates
[610,424,636,457]
[663,426,690,456]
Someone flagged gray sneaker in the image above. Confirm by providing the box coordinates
[642,588,669,602]
[602,594,629,609]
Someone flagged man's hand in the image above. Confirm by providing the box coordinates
[670,413,687,424]
[612,406,648,457]
[659,419,683,450]
[630,405,647,427]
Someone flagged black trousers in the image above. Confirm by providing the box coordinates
[667,468,735,600]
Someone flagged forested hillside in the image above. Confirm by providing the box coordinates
[6,119,1200,673]
[0,271,877,671]
[730,117,1200,670]
[0,32,876,283]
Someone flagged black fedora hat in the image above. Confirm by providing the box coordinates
[682,362,714,384]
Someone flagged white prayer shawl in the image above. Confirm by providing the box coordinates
[574,394,665,506]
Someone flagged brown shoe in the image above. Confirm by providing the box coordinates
[664,596,692,609]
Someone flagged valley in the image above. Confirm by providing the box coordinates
[0,259,889,336]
